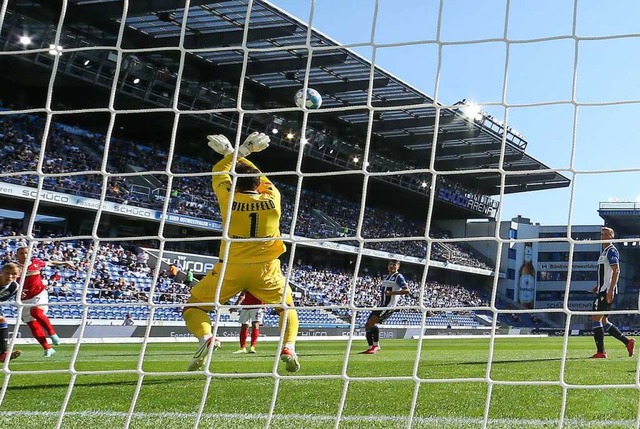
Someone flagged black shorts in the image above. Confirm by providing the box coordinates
[592,292,611,313]
[369,309,395,324]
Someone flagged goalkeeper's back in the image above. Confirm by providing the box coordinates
[212,155,286,263]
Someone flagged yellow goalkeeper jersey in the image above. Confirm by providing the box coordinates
[212,155,286,263]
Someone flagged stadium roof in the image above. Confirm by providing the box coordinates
[8,0,570,195]
[599,202,640,233]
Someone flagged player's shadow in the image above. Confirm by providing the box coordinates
[93,351,189,357]
[433,356,582,366]
[6,376,206,392]
[302,352,339,357]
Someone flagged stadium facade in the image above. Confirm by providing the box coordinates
[460,210,638,329]
[496,217,601,311]
[0,0,583,332]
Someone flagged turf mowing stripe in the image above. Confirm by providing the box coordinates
[0,410,636,427]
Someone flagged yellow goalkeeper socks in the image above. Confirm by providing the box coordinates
[279,308,299,347]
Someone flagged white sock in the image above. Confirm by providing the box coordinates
[284,343,295,352]
[201,333,213,346]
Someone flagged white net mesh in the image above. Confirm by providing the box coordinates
[1,0,640,428]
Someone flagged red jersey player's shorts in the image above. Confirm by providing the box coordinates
[21,289,49,323]
[238,308,264,325]
[238,291,265,324]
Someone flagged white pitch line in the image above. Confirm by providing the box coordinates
[0,410,635,427]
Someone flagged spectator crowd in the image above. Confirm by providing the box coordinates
[1,235,489,325]
[0,114,492,270]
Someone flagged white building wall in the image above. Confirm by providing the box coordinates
[493,218,601,310]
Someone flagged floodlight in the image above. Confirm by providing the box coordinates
[460,102,483,121]
[48,44,63,55]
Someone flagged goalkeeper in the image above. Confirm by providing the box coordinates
[183,132,300,372]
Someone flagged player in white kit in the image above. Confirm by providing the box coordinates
[590,227,635,358]
[361,260,409,354]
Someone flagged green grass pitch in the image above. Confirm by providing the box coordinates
[1,337,638,429]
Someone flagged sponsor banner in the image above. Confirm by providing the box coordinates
[535,300,593,310]
[7,324,410,340]
[71,325,138,338]
[108,203,156,219]
[436,187,498,218]
[515,242,537,309]
[143,247,218,276]
[0,182,220,230]
[152,326,405,339]
[539,262,597,271]
[17,186,74,205]
[161,213,221,230]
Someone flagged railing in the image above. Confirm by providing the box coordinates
[130,184,151,198]
[600,202,640,211]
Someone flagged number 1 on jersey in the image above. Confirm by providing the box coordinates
[249,212,258,238]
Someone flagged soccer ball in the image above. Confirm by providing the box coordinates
[213,338,222,350]
[295,88,322,109]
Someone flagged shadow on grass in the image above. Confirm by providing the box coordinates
[431,356,585,366]
[4,375,240,392]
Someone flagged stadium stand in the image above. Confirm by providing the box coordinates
[0,237,490,328]
[290,266,487,327]
[0,114,490,269]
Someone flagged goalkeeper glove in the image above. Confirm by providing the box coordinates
[207,134,234,156]
[238,132,270,158]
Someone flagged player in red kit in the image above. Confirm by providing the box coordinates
[16,247,75,357]
[232,291,264,354]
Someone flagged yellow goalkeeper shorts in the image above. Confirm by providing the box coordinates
[187,259,294,310]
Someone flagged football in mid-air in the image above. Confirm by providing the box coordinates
[295,88,322,109]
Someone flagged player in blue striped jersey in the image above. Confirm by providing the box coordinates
[361,260,409,354]
[591,227,635,359]
[0,263,22,363]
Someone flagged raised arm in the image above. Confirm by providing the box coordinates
[47,260,75,270]
[208,132,272,193]
[212,153,235,194]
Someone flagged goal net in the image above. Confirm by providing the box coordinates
[1,0,638,428]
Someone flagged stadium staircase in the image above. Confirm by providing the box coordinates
[126,164,164,194]
[311,208,347,235]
